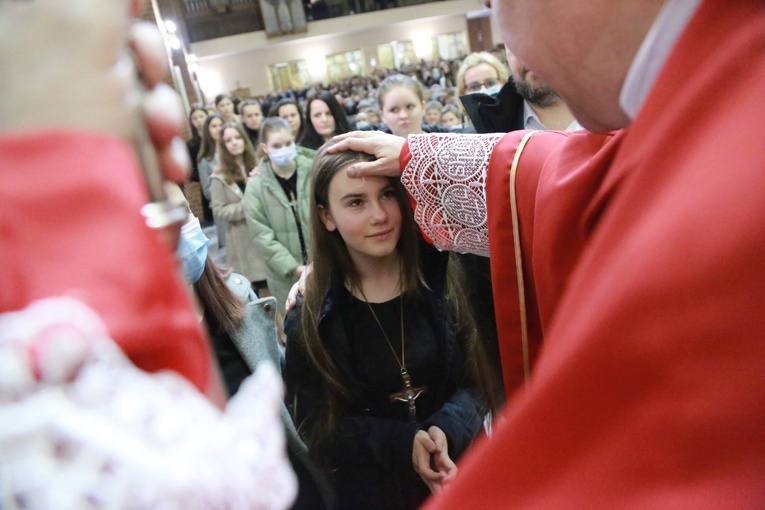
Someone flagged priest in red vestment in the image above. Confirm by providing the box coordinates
[331,0,765,506]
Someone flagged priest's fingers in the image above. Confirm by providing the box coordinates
[129,21,169,88]
[140,84,190,183]
[345,157,401,179]
[0,0,133,135]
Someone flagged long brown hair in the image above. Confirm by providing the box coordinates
[218,122,257,185]
[297,144,502,458]
[198,113,223,162]
[194,256,247,332]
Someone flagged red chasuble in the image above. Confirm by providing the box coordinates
[0,130,218,398]
[403,0,765,506]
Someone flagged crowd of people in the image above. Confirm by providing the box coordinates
[3,0,764,509]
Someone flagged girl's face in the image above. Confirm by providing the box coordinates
[440,111,462,128]
[190,109,208,132]
[310,99,336,139]
[278,104,302,136]
[381,86,425,137]
[261,128,295,154]
[319,169,402,267]
[208,117,223,141]
[216,97,234,117]
[222,127,245,158]
[425,107,441,126]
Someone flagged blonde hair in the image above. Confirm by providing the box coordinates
[455,52,510,97]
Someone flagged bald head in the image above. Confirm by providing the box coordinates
[495,0,664,131]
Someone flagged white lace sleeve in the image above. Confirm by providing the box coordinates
[401,133,504,257]
[0,297,297,510]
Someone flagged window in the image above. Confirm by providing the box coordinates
[377,40,417,69]
[326,50,366,81]
[268,60,311,91]
[433,32,467,61]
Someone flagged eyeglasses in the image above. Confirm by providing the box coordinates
[464,78,501,93]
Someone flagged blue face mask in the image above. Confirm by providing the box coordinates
[269,145,298,168]
[482,85,502,96]
[176,217,209,284]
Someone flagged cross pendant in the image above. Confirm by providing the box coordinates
[389,369,428,422]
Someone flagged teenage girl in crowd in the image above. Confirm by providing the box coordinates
[378,74,451,138]
[244,117,313,314]
[210,122,269,293]
[197,114,227,246]
[186,106,213,222]
[270,98,307,145]
[299,91,351,151]
[214,93,240,124]
[284,144,499,510]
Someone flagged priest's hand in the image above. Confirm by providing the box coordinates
[0,0,189,183]
[329,131,405,178]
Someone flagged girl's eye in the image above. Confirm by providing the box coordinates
[348,199,363,207]
[382,189,395,199]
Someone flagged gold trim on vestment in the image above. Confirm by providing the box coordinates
[509,131,540,386]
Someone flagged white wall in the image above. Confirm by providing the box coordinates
[190,0,491,97]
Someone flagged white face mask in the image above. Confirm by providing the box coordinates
[269,145,297,167]
[470,85,502,96]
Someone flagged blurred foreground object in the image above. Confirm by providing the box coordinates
[0,297,297,510]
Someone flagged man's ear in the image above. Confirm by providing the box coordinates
[318,205,336,232]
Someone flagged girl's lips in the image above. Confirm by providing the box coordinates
[369,228,394,238]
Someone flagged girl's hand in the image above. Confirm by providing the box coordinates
[428,426,458,484]
[412,430,445,493]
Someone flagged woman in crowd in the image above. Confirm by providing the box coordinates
[186,106,212,221]
[210,122,269,293]
[215,93,240,124]
[197,113,223,203]
[284,144,498,510]
[186,106,208,180]
[244,117,313,313]
[270,98,307,144]
[454,51,509,98]
[197,113,227,246]
[378,74,453,138]
[299,91,351,151]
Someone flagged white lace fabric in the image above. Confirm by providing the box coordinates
[402,133,504,257]
[0,297,297,510]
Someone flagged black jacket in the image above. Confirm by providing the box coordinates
[284,240,484,510]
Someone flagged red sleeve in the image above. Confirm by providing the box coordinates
[0,130,213,394]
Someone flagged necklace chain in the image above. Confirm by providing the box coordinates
[359,290,405,372]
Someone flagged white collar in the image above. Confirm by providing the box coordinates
[523,101,582,132]
[619,0,702,120]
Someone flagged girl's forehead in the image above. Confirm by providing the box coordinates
[384,86,420,103]
[267,129,294,142]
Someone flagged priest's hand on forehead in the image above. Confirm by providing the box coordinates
[0,0,189,183]
[329,131,406,178]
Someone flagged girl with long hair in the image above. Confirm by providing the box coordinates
[197,113,227,246]
[284,143,499,509]
[243,117,314,312]
[299,91,351,151]
[210,122,268,291]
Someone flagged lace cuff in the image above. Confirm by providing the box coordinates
[0,297,297,510]
[401,133,504,257]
